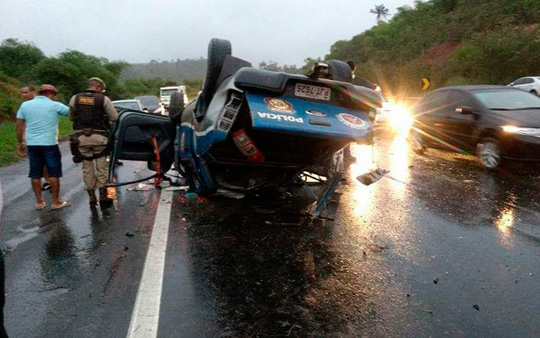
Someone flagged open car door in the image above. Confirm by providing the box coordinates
[108,111,176,182]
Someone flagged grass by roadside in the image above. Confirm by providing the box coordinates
[0,117,73,167]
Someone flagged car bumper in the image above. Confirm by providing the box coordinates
[501,134,540,161]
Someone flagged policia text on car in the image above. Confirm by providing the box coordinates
[69,77,119,207]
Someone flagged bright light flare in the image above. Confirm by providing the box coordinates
[495,206,515,234]
[387,104,413,135]
[502,125,519,133]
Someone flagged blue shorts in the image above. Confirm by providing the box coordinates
[27,145,62,179]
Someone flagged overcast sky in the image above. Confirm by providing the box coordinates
[1,0,416,67]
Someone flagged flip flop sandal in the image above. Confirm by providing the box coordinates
[35,202,47,210]
[51,201,71,210]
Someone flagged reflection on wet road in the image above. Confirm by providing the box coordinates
[1,152,162,337]
[2,135,540,336]
[159,132,540,336]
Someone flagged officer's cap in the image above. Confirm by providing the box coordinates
[89,77,106,90]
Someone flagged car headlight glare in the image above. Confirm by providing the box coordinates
[387,105,413,133]
[502,126,540,136]
[502,125,520,133]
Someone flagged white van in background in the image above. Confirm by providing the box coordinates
[159,86,189,115]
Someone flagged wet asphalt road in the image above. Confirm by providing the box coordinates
[1,134,540,337]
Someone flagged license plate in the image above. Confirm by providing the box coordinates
[294,83,331,101]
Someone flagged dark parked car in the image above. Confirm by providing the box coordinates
[135,95,160,113]
[410,85,540,169]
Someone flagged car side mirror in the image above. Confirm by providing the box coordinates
[455,106,475,114]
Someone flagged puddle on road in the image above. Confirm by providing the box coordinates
[5,231,39,251]
[0,174,32,205]
[5,214,63,251]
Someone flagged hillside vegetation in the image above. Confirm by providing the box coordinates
[0,39,209,120]
[0,72,22,121]
[326,0,540,96]
[0,39,206,165]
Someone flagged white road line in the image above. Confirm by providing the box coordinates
[127,189,173,338]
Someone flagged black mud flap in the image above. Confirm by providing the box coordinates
[109,111,176,181]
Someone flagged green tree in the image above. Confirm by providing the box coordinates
[259,61,281,72]
[0,72,22,119]
[448,27,540,84]
[321,0,540,96]
[144,77,169,96]
[121,77,171,97]
[370,5,390,22]
[123,78,148,96]
[259,61,302,74]
[31,50,129,100]
[0,38,45,80]
[301,57,322,74]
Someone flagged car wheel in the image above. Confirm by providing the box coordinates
[169,91,185,124]
[326,60,353,83]
[195,38,232,121]
[179,162,197,191]
[202,38,232,99]
[477,138,501,169]
[530,90,538,96]
[409,130,425,155]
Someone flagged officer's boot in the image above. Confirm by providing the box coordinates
[87,189,98,207]
[99,187,113,207]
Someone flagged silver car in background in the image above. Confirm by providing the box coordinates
[112,99,148,113]
[509,76,540,95]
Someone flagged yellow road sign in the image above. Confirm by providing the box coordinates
[422,77,430,91]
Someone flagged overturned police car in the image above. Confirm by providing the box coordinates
[108,39,381,215]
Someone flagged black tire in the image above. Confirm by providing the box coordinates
[326,60,353,83]
[477,137,502,169]
[201,38,232,99]
[409,130,426,155]
[179,161,200,192]
[169,91,185,124]
[530,90,538,96]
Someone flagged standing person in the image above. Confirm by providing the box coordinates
[69,77,118,207]
[16,85,36,158]
[20,85,36,101]
[19,86,51,191]
[16,84,70,210]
